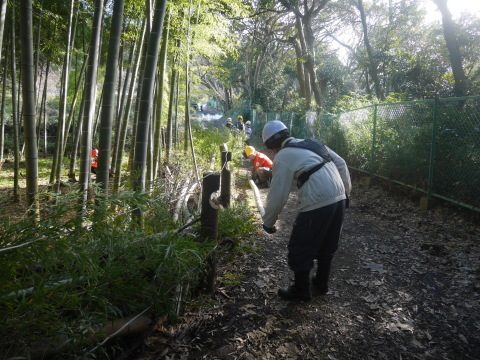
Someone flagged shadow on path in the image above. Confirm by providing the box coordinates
[135,175,480,360]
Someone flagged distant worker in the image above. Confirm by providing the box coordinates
[261,120,351,301]
[244,120,252,144]
[245,145,273,188]
[225,118,234,128]
[91,147,99,174]
[236,115,245,131]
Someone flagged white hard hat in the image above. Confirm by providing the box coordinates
[262,120,288,143]
[245,121,251,125]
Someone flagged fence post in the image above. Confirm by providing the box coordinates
[220,144,231,208]
[420,98,439,210]
[201,172,220,294]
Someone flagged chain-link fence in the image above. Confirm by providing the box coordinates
[249,96,480,212]
[328,96,480,212]
[250,110,313,141]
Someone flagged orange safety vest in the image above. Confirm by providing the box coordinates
[91,149,98,168]
[252,152,272,170]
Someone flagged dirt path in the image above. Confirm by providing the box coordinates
[134,175,480,360]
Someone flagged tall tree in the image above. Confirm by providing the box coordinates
[354,0,385,100]
[279,0,329,108]
[433,0,467,96]
[112,21,146,193]
[10,7,20,202]
[50,0,75,191]
[78,0,104,212]
[0,0,7,62]
[165,42,179,164]
[132,0,168,196]
[20,0,39,216]
[152,10,170,178]
[0,50,7,163]
[96,0,125,191]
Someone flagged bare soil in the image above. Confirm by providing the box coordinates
[134,173,480,360]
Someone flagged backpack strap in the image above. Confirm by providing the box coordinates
[296,161,328,188]
[284,139,332,161]
[283,139,333,188]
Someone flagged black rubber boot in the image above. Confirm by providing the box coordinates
[278,270,312,301]
[312,260,331,295]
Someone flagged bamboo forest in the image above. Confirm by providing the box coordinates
[1,0,479,359]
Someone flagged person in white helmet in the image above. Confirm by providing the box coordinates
[244,121,252,144]
[261,120,351,301]
[225,118,234,129]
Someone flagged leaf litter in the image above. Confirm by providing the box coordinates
[134,175,480,360]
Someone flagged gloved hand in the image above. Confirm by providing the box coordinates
[345,194,350,209]
[262,224,276,234]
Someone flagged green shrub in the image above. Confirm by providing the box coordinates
[0,189,210,358]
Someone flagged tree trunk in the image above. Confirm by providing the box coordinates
[61,3,80,156]
[293,38,306,98]
[357,0,384,100]
[294,18,312,107]
[96,0,125,192]
[153,68,164,178]
[51,0,75,192]
[184,75,190,153]
[433,0,467,97]
[20,0,39,217]
[252,45,267,105]
[0,44,7,163]
[40,60,49,157]
[68,95,84,182]
[282,77,293,110]
[10,10,20,202]
[34,0,43,93]
[173,68,180,147]
[132,0,168,196]
[128,18,150,178]
[63,55,87,156]
[244,20,258,108]
[165,41,180,165]
[184,1,194,154]
[111,43,133,177]
[113,21,146,193]
[302,17,323,107]
[92,89,103,137]
[116,45,123,128]
[0,0,7,64]
[146,113,153,187]
[78,0,104,214]
[152,10,169,178]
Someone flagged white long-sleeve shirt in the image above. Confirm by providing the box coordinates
[262,138,351,228]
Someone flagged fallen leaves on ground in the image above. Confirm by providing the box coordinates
[134,175,480,360]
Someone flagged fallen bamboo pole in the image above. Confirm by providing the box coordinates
[28,312,153,360]
[173,179,191,223]
[183,182,199,223]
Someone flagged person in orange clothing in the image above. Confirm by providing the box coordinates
[245,145,273,188]
[91,147,99,174]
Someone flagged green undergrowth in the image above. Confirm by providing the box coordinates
[0,126,258,359]
[0,190,208,358]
